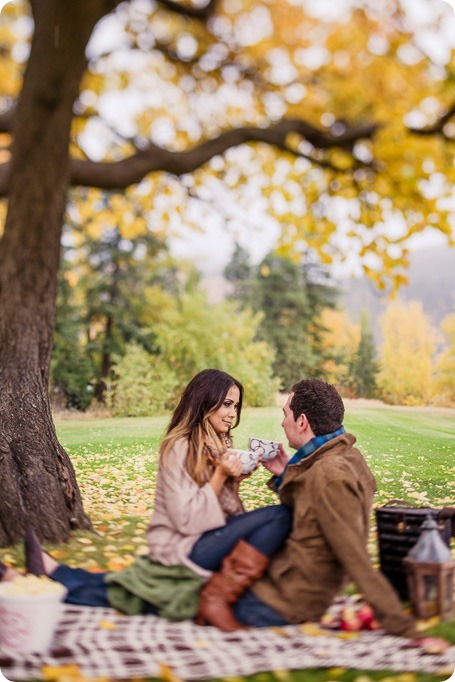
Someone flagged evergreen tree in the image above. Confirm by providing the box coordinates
[344,311,380,398]
[224,242,253,302]
[251,253,339,391]
[51,260,95,410]
[52,210,178,405]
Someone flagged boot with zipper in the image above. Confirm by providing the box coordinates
[196,539,269,631]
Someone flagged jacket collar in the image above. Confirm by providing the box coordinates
[274,427,347,490]
[293,432,356,471]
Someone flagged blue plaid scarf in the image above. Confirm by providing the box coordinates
[274,426,346,491]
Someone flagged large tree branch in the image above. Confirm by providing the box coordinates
[407,102,455,140]
[155,0,219,20]
[0,118,380,195]
[0,105,16,133]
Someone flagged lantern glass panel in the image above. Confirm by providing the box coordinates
[444,573,454,612]
[423,574,438,617]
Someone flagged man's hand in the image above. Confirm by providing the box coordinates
[262,443,290,476]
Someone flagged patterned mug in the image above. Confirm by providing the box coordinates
[233,449,260,474]
[248,437,280,462]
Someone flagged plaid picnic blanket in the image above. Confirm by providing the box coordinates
[1,604,455,681]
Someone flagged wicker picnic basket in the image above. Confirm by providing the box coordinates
[375,500,455,600]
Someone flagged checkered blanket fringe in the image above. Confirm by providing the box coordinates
[1,605,455,681]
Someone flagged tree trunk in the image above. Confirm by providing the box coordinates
[0,0,110,546]
[94,315,114,402]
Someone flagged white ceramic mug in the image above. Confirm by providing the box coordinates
[248,437,280,462]
[233,449,260,474]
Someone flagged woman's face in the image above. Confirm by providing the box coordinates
[207,385,240,435]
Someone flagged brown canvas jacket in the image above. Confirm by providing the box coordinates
[252,433,418,638]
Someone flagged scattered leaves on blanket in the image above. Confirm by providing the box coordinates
[41,663,109,682]
[98,619,117,630]
[42,664,80,680]
[158,662,184,682]
[299,623,327,637]
[191,639,211,648]
[336,631,360,640]
[268,626,293,637]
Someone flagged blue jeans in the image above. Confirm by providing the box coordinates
[189,504,292,571]
[234,588,291,627]
[50,565,158,614]
[51,504,292,616]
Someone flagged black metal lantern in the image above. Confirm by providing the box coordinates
[403,515,455,620]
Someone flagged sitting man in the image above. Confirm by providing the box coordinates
[221,378,448,650]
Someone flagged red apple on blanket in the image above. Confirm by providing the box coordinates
[339,606,362,631]
[356,604,380,630]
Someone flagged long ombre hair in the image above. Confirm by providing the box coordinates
[159,369,244,485]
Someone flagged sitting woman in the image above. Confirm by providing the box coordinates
[1,369,292,632]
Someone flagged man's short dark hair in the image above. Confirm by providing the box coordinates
[289,379,344,436]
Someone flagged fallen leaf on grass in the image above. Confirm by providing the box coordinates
[106,558,130,571]
[49,550,69,561]
[327,668,347,678]
[416,616,441,631]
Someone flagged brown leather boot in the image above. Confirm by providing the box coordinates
[196,539,269,631]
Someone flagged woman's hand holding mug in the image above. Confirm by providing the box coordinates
[220,451,244,478]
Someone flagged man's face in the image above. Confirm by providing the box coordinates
[281,394,305,450]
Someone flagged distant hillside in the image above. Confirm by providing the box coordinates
[340,246,455,332]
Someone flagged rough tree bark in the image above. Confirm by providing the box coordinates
[0,0,113,545]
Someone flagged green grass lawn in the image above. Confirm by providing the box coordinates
[1,403,454,682]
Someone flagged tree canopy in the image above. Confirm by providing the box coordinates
[1,0,454,288]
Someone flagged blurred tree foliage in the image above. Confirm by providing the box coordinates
[1,0,454,285]
[378,299,437,405]
[224,244,339,389]
[342,310,380,399]
[108,289,279,415]
[432,312,455,407]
